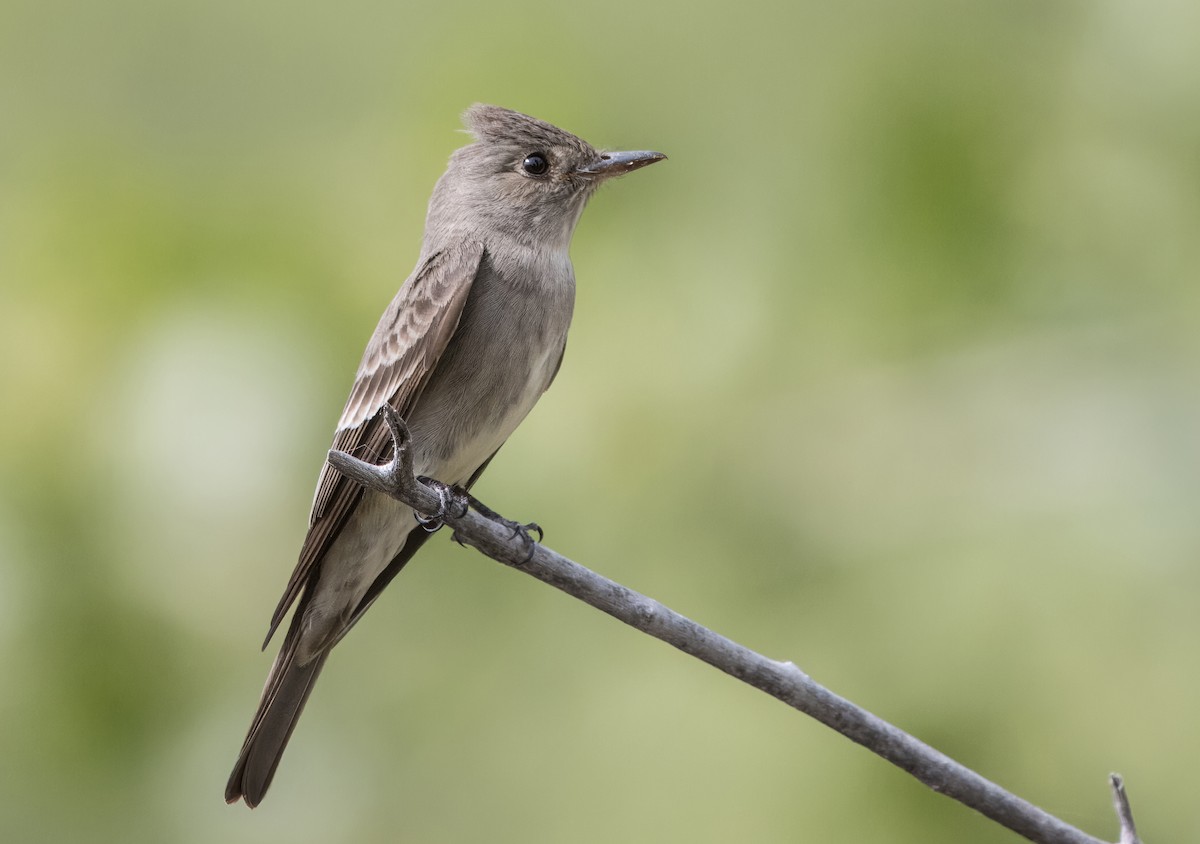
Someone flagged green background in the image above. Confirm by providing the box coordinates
[2,0,1197,841]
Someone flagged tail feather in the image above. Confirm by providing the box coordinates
[226,527,435,807]
[225,614,329,808]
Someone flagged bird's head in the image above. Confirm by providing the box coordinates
[427,104,665,249]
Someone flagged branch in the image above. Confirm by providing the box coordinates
[328,405,1140,844]
[1109,774,1142,844]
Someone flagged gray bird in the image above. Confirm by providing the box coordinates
[226,105,665,807]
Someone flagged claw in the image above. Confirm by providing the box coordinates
[414,476,469,532]
[523,522,544,544]
[416,513,444,533]
[456,491,544,562]
[499,520,540,564]
[515,526,538,564]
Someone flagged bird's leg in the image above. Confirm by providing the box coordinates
[413,476,470,532]
[455,491,543,563]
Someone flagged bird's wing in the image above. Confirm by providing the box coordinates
[263,240,486,645]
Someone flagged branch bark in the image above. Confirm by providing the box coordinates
[1109,774,1142,844]
[328,405,1140,844]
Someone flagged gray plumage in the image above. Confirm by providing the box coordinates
[226,105,664,807]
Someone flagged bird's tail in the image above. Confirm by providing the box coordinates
[225,613,329,808]
[225,523,435,806]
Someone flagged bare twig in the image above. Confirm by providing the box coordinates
[1109,774,1142,844]
[328,405,1132,844]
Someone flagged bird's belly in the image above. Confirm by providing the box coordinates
[405,319,565,486]
[429,352,555,483]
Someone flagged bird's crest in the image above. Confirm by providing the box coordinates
[462,104,595,157]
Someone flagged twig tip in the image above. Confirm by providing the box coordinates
[1109,772,1141,844]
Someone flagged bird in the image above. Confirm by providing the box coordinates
[225,104,665,807]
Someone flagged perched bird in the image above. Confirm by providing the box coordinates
[226,105,665,807]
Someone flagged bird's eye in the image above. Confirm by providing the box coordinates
[522,153,549,176]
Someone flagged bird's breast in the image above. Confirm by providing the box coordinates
[404,252,575,484]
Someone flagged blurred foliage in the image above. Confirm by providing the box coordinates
[2,0,1198,841]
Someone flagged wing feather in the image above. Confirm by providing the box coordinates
[264,240,486,644]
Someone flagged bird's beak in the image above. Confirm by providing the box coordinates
[577,150,667,178]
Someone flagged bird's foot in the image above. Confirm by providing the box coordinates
[458,492,543,563]
[414,476,470,532]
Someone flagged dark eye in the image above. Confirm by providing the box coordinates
[522,153,549,175]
